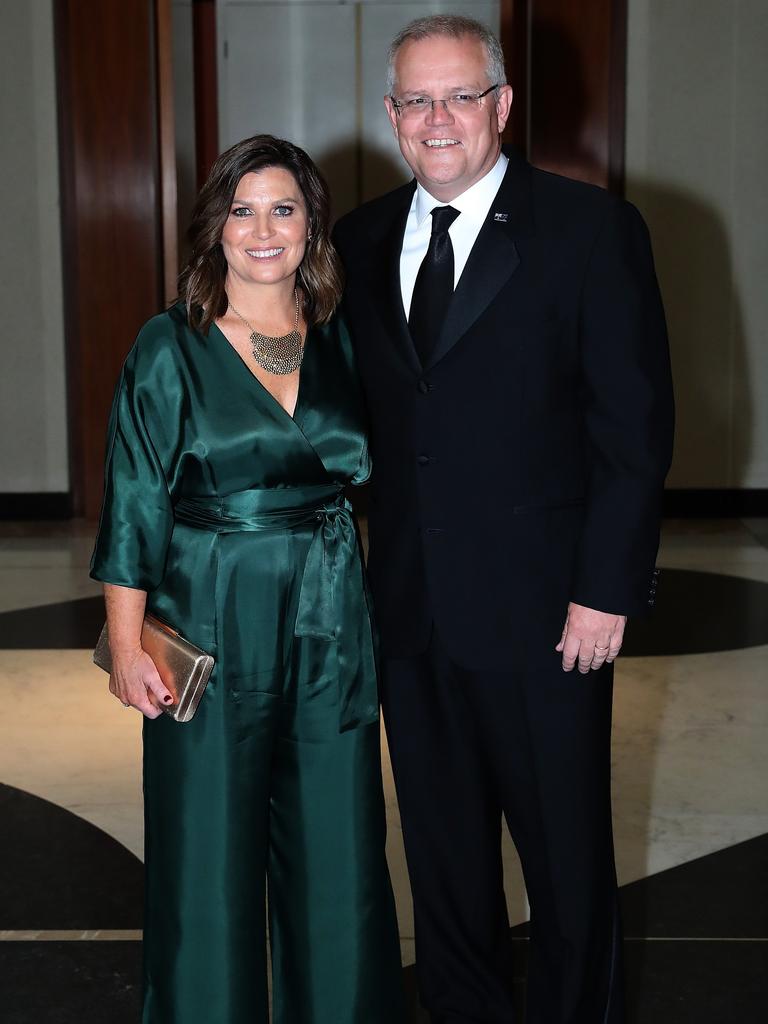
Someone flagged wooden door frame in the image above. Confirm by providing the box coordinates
[55,0,172,519]
[192,0,219,190]
[500,0,627,193]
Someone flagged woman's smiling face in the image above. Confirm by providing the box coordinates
[220,166,309,287]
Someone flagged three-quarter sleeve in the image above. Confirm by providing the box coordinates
[90,321,182,592]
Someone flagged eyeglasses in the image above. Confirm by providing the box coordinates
[390,84,500,119]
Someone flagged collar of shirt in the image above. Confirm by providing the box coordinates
[400,153,509,317]
[413,151,509,231]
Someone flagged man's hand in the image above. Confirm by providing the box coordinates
[555,602,627,673]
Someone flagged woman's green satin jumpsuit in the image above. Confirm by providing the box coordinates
[91,304,404,1023]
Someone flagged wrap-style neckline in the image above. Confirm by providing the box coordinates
[210,318,311,425]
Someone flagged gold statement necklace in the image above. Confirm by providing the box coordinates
[228,290,303,375]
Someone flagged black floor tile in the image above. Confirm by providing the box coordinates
[744,518,768,552]
[405,938,768,1023]
[624,938,768,1023]
[3,937,763,1024]
[402,955,526,1022]
[621,569,768,656]
[510,834,768,941]
[0,785,143,930]
[3,569,768,655]
[620,833,768,939]
[506,833,768,1019]
[0,596,104,649]
[0,941,142,1024]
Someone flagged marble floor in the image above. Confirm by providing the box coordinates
[0,517,767,1022]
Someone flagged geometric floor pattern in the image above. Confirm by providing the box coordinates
[3,568,768,655]
[3,827,765,1022]
[1,517,767,1022]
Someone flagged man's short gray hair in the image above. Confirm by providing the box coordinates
[386,14,507,96]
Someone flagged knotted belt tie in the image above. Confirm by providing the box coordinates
[174,485,378,731]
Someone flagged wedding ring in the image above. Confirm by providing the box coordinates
[594,645,609,651]
[121,701,131,708]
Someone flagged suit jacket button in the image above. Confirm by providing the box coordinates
[417,380,429,394]
[417,454,430,466]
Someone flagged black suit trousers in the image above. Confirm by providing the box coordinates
[382,630,625,1024]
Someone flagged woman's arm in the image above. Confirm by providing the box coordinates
[104,582,172,718]
[91,322,183,716]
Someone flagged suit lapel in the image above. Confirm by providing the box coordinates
[427,151,535,370]
[366,183,422,375]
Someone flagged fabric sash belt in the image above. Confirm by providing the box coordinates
[173,484,378,731]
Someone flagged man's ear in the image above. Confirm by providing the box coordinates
[495,85,514,135]
[384,95,399,136]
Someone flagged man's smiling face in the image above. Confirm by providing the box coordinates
[385,33,512,202]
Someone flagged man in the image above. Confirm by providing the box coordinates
[333,15,673,1024]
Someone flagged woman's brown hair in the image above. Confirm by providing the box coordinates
[178,135,342,332]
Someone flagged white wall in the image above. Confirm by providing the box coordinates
[626,0,768,488]
[0,0,68,494]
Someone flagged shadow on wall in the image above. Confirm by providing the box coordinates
[627,178,750,489]
[529,18,607,187]
[315,139,408,222]
[526,19,753,489]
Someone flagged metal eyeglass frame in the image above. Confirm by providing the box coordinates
[390,84,500,117]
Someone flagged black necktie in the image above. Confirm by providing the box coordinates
[408,205,460,366]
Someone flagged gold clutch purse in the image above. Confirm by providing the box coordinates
[93,614,214,723]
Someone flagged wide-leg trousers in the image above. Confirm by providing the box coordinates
[382,631,624,1024]
[141,638,404,1024]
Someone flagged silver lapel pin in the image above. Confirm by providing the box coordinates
[493,212,509,223]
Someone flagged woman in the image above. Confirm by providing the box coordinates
[91,135,404,1024]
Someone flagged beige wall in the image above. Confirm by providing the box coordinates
[0,0,67,494]
[626,0,768,488]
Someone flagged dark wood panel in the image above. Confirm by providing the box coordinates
[528,0,626,191]
[55,0,163,519]
[157,0,179,305]
[500,0,530,151]
[192,0,219,190]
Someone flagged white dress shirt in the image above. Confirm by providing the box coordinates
[399,153,509,318]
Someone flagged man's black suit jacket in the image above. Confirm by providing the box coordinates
[333,149,674,670]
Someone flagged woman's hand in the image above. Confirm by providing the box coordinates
[109,645,173,718]
[102,582,173,717]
